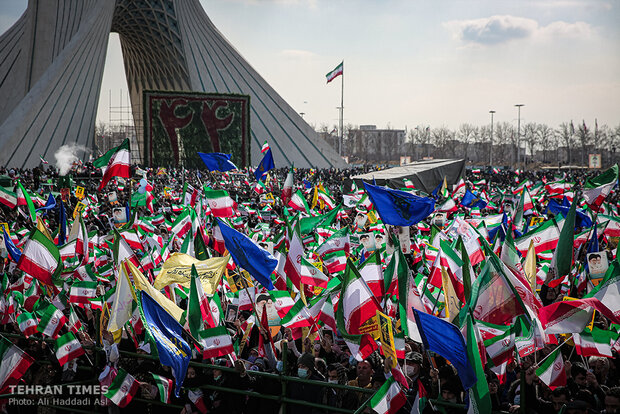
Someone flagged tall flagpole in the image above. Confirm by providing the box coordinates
[339,60,344,157]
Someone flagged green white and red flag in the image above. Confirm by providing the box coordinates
[204,189,236,218]
[199,325,235,359]
[514,218,560,256]
[97,139,131,191]
[281,167,294,205]
[465,314,492,414]
[288,189,310,213]
[17,229,61,286]
[281,298,316,329]
[104,368,140,407]
[16,181,36,223]
[187,265,217,341]
[68,306,83,333]
[539,297,620,334]
[573,326,616,358]
[583,164,618,211]
[69,281,98,307]
[340,259,382,335]
[316,227,350,256]
[55,332,84,366]
[369,376,407,414]
[0,336,34,394]
[151,372,173,404]
[535,345,567,390]
[37,304,67,338]
[269,290,295,318]
[171,209,192,239]
[300,256,329,288]
[584,259,620,318]
[0,186,17,209]
[17,311,38,337]
[358,252,384,299]
[283,224,304,290]
[326,61,343,83]
[261,140,270,153]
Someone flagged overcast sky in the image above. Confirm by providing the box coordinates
[1,0,619,132]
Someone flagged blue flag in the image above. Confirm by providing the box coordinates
[35,193,56,213]
[460,189,487,209]
[58,198,67,246]
[413,309,477,390]
[253,148,275,181]
[216,219,277,290]
[197,152,238,172]
[3,229,21,263]
[303,179,312,189]
[363,182,435,226]
[546,199,592,229]
[141,291,191,397]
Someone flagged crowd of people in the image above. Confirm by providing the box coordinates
[0,161,619,414]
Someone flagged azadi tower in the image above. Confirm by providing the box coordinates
[0,0,345,169]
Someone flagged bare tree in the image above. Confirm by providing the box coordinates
[431,126,453,158]
[494,122,515,166]
[457,123,477,161]
[577,120,591,165]
[536,123,554,163]
[523,122,538,165]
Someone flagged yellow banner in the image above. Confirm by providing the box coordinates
[359,315,380,340]
[126,260,185,322]
[0,222,9,234]
[154,253,229,295]
[377,310,397,363]
[75,186,85,200]
[73,202,86,219]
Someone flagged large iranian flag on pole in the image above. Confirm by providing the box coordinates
[97,139,131,191]
[17,229,62,286]
[104,368,140,407]
[326,61,344,83]
[369,376,407,414]
[0,336,34,393]
[583,164,618,210]
[204,189,236,218]
[55,332,85,366]
[535,346,566,390]
[200,325,235,359]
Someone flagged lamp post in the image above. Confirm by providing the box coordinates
[489,110,495,166]
[515,104,524,167]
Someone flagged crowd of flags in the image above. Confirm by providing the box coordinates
[2,136,620,412]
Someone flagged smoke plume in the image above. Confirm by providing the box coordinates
[54,144,89,175]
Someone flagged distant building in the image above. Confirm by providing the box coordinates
[348,125,406,163]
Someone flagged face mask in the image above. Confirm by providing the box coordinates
[328,379,338,384]
[297,368,309,378]
[248,355,257,363]
[276,361,284,373]
[213,375,222,382]
[406,366,417,376]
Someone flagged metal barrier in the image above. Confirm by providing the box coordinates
[2,331,510,413]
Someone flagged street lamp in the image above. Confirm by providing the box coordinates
[489,110,495,166]
[515,104,524,167]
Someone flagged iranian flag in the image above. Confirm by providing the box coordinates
[326,61,344,83]
[120,230,143,251]
[322,250,347,274]
[316,227,350,257]
[0,336,34,393]
[340,259,382,335]
[104,368,140,408]
[0,186,17,209]
[261,140,270,153]
[204,189,236,217]
[97,139,131,191]
[187,265,216,341]
[17,229,61,286]
[281,298,316,329]
[17,312,38,337]
[37,304,68,338]
[200,325,235,359]
[514,218,560,256]
[171,209,192,239]
[55,332,85,366]
[403,178,415,189]
[358,252,384,298]
[535,346,566,390]
[69,281,98,307]
[281,167,294,205]
[300,257,329,288]
[583,164,618,210]
[283,226,304,289]
[585,259,620,318]
[539,297,620,334]
[269,290,295,318]
[369,376,407,414]
[574,326,616,357]
[288,189,310,213]
[151,372,173,404]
